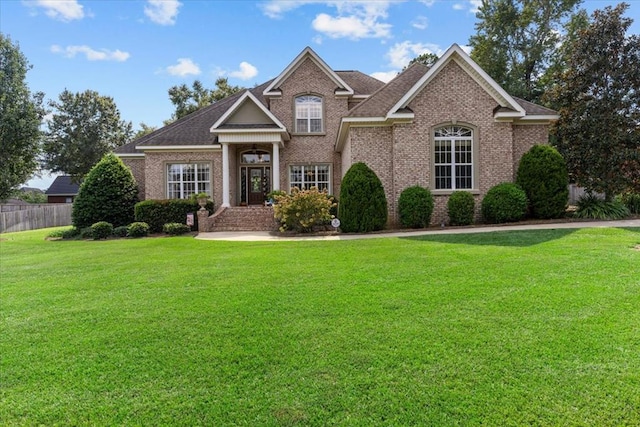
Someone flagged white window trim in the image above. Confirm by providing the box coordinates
[294,95,324,134]
[432,125,477,192]
[288,164,331,192]
[166,162,212,199]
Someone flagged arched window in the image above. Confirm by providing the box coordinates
[433,125,474,190]
[295,95,323,133]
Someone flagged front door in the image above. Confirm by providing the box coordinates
[248,167,265,205]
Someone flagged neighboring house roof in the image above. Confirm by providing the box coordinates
[45,176,80,196]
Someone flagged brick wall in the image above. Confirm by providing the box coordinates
[122,158,146,200]
[268,57,349,196]
[512,124,550,179]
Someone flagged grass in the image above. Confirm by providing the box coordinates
[1,227,639,425]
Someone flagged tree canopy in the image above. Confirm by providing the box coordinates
[0,33,45,201]
[469,0,583,103]
[42,89,132,181]
[549,3,640,199]
[167,77,243,122]
[403,52,439,71]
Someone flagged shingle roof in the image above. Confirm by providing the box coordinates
[513,97,558,116]
[335,71,385,96]
[45,176,80,195]
[346,63,429,117]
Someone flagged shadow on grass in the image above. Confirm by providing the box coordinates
[399,228,579,247]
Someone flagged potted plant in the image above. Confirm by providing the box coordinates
[195,192,209,210]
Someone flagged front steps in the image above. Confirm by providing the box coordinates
[201,206,279,232]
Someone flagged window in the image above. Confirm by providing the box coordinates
[167,163,211,199]
[434,125,474,190]
[289,164,330,192]
[295,95,323,133]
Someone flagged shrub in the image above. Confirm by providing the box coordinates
[516,145,569,219]
[339,162,387,233]
[135,199,213,233]
[328,195,338,220]
[273,187,335,233]
[481,183,528,223]
[72,153,139,229]
[447,191,475,226]
[46,228,67,239]
[619,192,640,214]
[163,222,191,235]
[127,222,150,238]
[575,193,630,220]
[113,225,129,238]
[398,186,434,228]
[62,227,80,240]
[80,227,94,239]
[91,221,113,240]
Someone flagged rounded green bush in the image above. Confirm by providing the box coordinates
[163,222,191,235]
[127,221,150,238]
[90,221,113,240]
[113,225,129,238]
[72,153,138,229]
[481,183,528,223]
[447,191,475,225]
[516,145,568,219]
[398,186,434,228]
[80,227,94,239]
[339,162,387,233]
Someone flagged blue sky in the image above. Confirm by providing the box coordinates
[1,0,638,189]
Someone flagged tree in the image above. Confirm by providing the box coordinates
[549,3,640,200]
[133,122,157,140]
[403,52,439,71]
[469,0,582,103]
[42,89,132,181]
[339,162,387,233]
[167,77,243,122]
[72,153,138,229]
[0,34,45,201]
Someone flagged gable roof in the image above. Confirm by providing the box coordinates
[45,175,80,196]
[335,71,385,96]
[263,47,354,97]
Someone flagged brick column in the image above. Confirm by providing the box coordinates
[222,142,230,207]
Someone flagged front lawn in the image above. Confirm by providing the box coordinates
[1,227,639,425]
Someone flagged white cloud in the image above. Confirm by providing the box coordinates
[412,16,428,30]
[29,0,85,22]
[144,0,181,25]
[262,1,395,39]
[166,58,201,76]
[312,35,323,45]
[469,0,482,13]
[452,3,465,11]
[229,62,258,80]
[386,41,442,69]
[51,45,130,61]
[370,71,397,83]
[460,45,472,55]
[419,0,436,6]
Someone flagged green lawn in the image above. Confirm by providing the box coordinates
[1,227,639,426]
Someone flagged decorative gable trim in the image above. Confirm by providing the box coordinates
[387,44,526,119]
[210,90,287,133]
[263,47,354,97]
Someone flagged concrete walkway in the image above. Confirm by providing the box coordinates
[195,219,640,242]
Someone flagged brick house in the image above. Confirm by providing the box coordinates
[115,44,558,231]
[45,176,80,204]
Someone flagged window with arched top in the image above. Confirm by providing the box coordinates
[295,95,323,133]
[433,125,474,190]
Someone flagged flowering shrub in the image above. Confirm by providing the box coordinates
[273,187,336,233]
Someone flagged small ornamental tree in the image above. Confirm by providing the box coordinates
[273,187,335,233]
[516,144,569,219]
[72,153,138,229]
[339,162,387,233]
[398,186,434,228]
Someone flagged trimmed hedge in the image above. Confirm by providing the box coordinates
[398,186,434,228]
[447,191,475,226]
[163,222,192,236]
[481,183,528,223]
[91,221,113,240]
[516,144,569,219]
[127,222,150,238]
[134,199,214,233]
[339,162,387,233]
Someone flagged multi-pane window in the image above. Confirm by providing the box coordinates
[167,163,211,199]
[295,96,323,133]
[434,126,473,190]
[289,165,330,191]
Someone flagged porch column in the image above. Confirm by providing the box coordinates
[272,142,280,191]
[222,142,230,207]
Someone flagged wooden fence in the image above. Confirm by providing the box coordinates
[0,204,73,233]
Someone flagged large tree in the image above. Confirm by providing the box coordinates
[550,3,640,199]
[0,34,45,201]
[42,89,132,181]
[469,0,582,103]
[167,77,243,122]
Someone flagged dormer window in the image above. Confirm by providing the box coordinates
[295,95,323,133]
